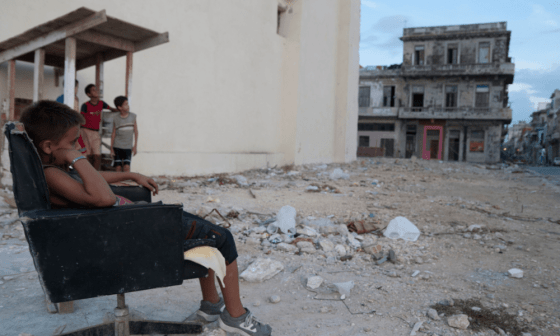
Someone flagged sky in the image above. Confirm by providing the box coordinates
[359,0,560,124]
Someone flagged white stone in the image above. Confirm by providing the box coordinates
[306,276,324,289]
[297,241,316,254]
[318,239,335,252]
[427,308,440,320]
[508,268,523,278]
[297,226,318,237]
[231,175,248,187]
[269,295,281,303]
[334,244,346,256]
[276,243,298,253]
[346,234,361,249]
[240,258,284,282]
[447,314,469,330]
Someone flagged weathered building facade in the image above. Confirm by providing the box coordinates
[358,22,514,163]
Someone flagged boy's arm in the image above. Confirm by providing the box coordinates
[99,171,158,195]
[133,120,138,156]
[110,123,116,157]
[103,101,118,112]
[45,150,116,208]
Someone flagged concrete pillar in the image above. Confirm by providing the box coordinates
[95,53,104,99]
[33,49,45,102]
[394,120,403,158]
[63,37,76,109]
[444,127,450,161]
[125,51,133,105]
[458,128,465,162]
[7,60,15,120]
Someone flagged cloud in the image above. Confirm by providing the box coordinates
[361,0,378,9]
[508,83,537,95]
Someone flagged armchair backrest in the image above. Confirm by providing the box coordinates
[3,122,50,214]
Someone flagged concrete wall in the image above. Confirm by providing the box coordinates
[0,0,360,175]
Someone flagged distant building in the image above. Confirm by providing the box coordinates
[358,22,514,164]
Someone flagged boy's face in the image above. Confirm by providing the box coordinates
[87,86,99,99]
[118,100,130,113]
[46,126,80,165]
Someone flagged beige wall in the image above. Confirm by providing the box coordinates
[0,0,360,175]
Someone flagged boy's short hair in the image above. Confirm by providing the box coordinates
[20,100,85,151]
[114,96,128,109]
[85,84,95,95]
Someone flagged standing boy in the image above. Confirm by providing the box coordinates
[80,84,118,170]
[111,96,137,172]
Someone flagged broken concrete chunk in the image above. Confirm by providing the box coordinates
[318,239,335,252]
[296,241,316,254]
[508,268,523,278]
[276,243,298,253]
[427,308,440,320]
[240,258,284,282]
[447,314,469,330]
[297,226,318,237]
[306,276,324,289]
[334,244,347,256]
[231,175,248,187]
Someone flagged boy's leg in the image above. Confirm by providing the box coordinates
[122,149,132,172]
[113,148,123,172]
[198,261,244,318]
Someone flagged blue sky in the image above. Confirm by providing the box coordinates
[359,0,560,124]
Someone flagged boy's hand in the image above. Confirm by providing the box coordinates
[53,148,83,166]
[110,149,115,158]
[132,146,137,156]
[134,174,158,196]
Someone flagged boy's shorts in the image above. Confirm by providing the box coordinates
[113,147,132,167]
[182,211,238,265]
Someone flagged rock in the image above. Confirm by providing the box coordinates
[239,258,284,282]
[306,276,324,289]
[268,234,282,243]
[253,301,261,307]
[333,281,354,296]
[438,299,454,306]
[3,275,16,281]
[495,327,506,335]
[296,241,316,254]
[471,307,481,312]
[269,295,281,303]
[467,224,483,232]
[463,233,472,239]
[493,245,507,250]
[297,226,318,237]
[410,321,423,336]
[427,308,440,320]
[231,175,248,187]
[329,168,349,180]
[334,244,346,256]
[276,243,298,253]
[411,270,420,277]
[385,271,399,278]
[472,234,482,240]
[318,239,335,252]
[447,314,469,330]
[508,268,523,278]
[346,234,361,249]
[415,257,423,264]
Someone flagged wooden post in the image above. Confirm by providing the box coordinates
[7,60,15,120]
[125,51,133,104]
[63,37,76,109]
[33,49,45,102]
[95,53,104,99]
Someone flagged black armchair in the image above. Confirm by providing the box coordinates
[5,122,208,335]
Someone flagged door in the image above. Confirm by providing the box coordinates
[430,140,439,159]
[405,135,416,158]
[380,138,394,157]
[449,138,460,161]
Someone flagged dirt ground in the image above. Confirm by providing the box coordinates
[2,157,560,336]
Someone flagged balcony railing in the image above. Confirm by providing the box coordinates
[398,107,512,120]
[401,62,515,78]
[359,107,399,117]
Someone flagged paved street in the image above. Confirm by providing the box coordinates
[524,166,560,176]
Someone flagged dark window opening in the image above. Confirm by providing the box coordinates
[445,86,457,109]
[358,123,395,131]
[380,138,394,157]
[359,136,370,147]
[475,85,489,108]
[412,94,424,111]
[406,125,417,133]
[383,86,396,107]
[414,46,425,65]
[359,86,371,107]
[447,44,458,64]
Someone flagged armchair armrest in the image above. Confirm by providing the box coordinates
[21,204,187,303]
[110,185,152,203]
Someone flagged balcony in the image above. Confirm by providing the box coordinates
[359,107,399,117]
[398,107,512,120]
[401,62,515,83]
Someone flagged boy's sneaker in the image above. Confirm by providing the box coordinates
[218,308,272,336]
[184,297,224,323]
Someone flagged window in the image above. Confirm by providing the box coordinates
[447,44,458,64]
[359,86,371,107]
[475,85,489,108]
[445,86,458,109]
[412,85,424,111]
[383,86,396,107]
[358,123,395,131]
[406,125,417,133]
[359,136,370,147]
[469,130,484,152]
[414,46,425,65]
[478,42,490,64]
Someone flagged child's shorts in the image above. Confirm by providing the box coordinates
[113,147,132,167]
[182,211,238,265]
